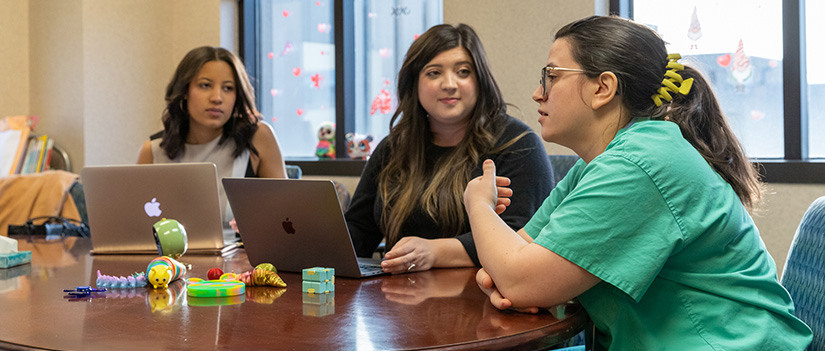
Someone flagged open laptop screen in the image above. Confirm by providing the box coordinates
[82,163,232,255]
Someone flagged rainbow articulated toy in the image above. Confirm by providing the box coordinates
[146,256,187,289]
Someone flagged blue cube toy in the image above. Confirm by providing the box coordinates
[302,291,335,305]
[302,280,334,294]
[0,251,31,269]
[302,267,334,282]
[303,292,335,317]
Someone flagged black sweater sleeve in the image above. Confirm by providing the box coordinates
[455,117,555,266]
[345,138,390,257]
[345,117,555,264]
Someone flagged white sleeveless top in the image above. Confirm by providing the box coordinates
[150,135,250,226]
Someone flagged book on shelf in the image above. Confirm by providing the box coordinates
[18,138,37,174]
[0,116,32,176]
[34,135,50,172]
[42,138,54,172]
[21,134,51,174]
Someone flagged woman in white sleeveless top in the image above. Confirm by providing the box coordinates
[137,46,287,226]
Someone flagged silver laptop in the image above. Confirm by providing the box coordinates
[222,178,386,278]
[82,163,240,255]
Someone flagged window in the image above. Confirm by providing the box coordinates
[242,0,442,163]
[353,0,443,147]
[250,0,336,159]
[634,0,784,158]
[807,0,824,157]
[613,0,825,182]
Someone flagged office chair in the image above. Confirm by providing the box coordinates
[49,142,72,172]
[548,155,581,186]
[285,164,302,179]
[548,317,593,351]
[781,196,825,351]
[285,164,352,211]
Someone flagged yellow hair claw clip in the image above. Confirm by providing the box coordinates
[651,53,694,106]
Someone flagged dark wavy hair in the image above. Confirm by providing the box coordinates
[160,46,260,160]
[378,23,511,247]
[555,16,761,208]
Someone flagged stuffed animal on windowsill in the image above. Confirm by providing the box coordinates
[346,132,374,160]
[315,122,335,159]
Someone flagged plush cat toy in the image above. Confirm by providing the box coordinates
[315,122,335,159]
[346,132,374,160]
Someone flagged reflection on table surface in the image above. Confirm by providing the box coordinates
[0,236,586,350]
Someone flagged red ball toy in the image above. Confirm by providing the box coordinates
[207,268,224,281]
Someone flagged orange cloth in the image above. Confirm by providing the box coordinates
[0,170,80,236]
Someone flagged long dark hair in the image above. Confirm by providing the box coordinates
[160,46,260,160]
[378,23,510,247]
[555,16,761,208]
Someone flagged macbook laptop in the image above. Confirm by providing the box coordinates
[222,178,386,278]
[82,163,240,255]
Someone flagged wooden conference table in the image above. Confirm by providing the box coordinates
[0,236,586,350]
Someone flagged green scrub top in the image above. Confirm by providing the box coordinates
[524,120,812,350]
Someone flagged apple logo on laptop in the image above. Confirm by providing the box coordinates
[282,217,296,234]
[144,198,162,217]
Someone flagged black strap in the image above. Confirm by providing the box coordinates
[7,216,90,238]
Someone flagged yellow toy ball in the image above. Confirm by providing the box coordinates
[219,272,240,281]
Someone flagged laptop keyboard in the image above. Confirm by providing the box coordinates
[357,258,384,274]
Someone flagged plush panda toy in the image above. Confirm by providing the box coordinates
[346,132,374,160]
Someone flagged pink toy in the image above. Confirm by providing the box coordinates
[96,270,147,288]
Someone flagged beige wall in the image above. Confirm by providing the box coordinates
[80,0,220,167]
[445,0,592,156]
[0,0,30,118]
[29,0,85,169]
[753,184,825,276]
[4,0,221,170]
[2,0,821,275]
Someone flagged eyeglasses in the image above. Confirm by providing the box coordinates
[540,66,587,97]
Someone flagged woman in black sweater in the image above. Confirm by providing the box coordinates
[345,23,554,274]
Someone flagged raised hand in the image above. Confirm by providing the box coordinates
[464,159,513,215]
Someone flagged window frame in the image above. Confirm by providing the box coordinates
[610,0,825,183]
[240,1,825,182]
[240,0,363,176]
